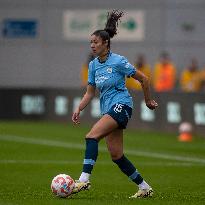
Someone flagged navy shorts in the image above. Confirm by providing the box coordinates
[107,103,132,129]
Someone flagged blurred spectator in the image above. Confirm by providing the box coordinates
[180,58,200,92]
[195,67,205,92]
[81,52,95,86]
[153,52,176,92]
[126,54,151,90]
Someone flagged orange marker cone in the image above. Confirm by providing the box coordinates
[178,122,193,142]
[178,132,193,142]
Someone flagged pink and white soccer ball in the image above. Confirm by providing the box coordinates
[51,174,75,198]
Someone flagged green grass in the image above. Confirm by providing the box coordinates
[0,120,205,205]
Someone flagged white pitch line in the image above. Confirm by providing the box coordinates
[124,150,205,164]
[0,159,204,167]
[0,135,205,164]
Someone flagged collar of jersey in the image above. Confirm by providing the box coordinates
[97,51,112,64]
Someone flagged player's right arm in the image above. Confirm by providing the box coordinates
[72,84,96,124]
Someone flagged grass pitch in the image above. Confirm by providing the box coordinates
[0,121,205,205]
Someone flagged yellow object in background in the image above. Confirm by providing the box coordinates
[81,64,89,87]
[180,70,200,92]
[80,53,95,87]
[126,64,151,90]
[126,54,151,90]
[180,58,200,92]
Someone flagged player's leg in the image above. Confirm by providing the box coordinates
[106,129,145,185]
[79,114,118,181]
[72,114,118,194]
[105,128,123,160]
[105,129,153,198]
[86,114,119,140]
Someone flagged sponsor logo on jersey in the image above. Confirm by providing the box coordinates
[95,76,109,84]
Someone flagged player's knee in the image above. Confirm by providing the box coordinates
[85,131,101,140]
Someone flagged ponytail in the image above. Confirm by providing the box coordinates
[104,10,124,39]
[92,10,124,49]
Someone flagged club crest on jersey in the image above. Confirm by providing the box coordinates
[125,63,130,68]
[107,67,112,73]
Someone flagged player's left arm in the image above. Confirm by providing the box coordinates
[132,70,158,110]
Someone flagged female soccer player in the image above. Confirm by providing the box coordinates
[72,10,158,198]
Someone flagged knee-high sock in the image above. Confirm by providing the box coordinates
[113,155,143,185]
[82,138,98,174]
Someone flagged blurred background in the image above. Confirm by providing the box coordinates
[0,0,205,137]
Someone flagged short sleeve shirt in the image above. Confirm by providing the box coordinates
[88,52,136,115]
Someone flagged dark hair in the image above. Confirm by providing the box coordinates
[92,10,124,49]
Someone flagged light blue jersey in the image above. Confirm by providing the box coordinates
[88,52,137,115]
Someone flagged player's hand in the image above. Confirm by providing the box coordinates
[146,99,158,110]
[72,107,81,124]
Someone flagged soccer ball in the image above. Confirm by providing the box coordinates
[179,122,193,134]
[51,174,75,198]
